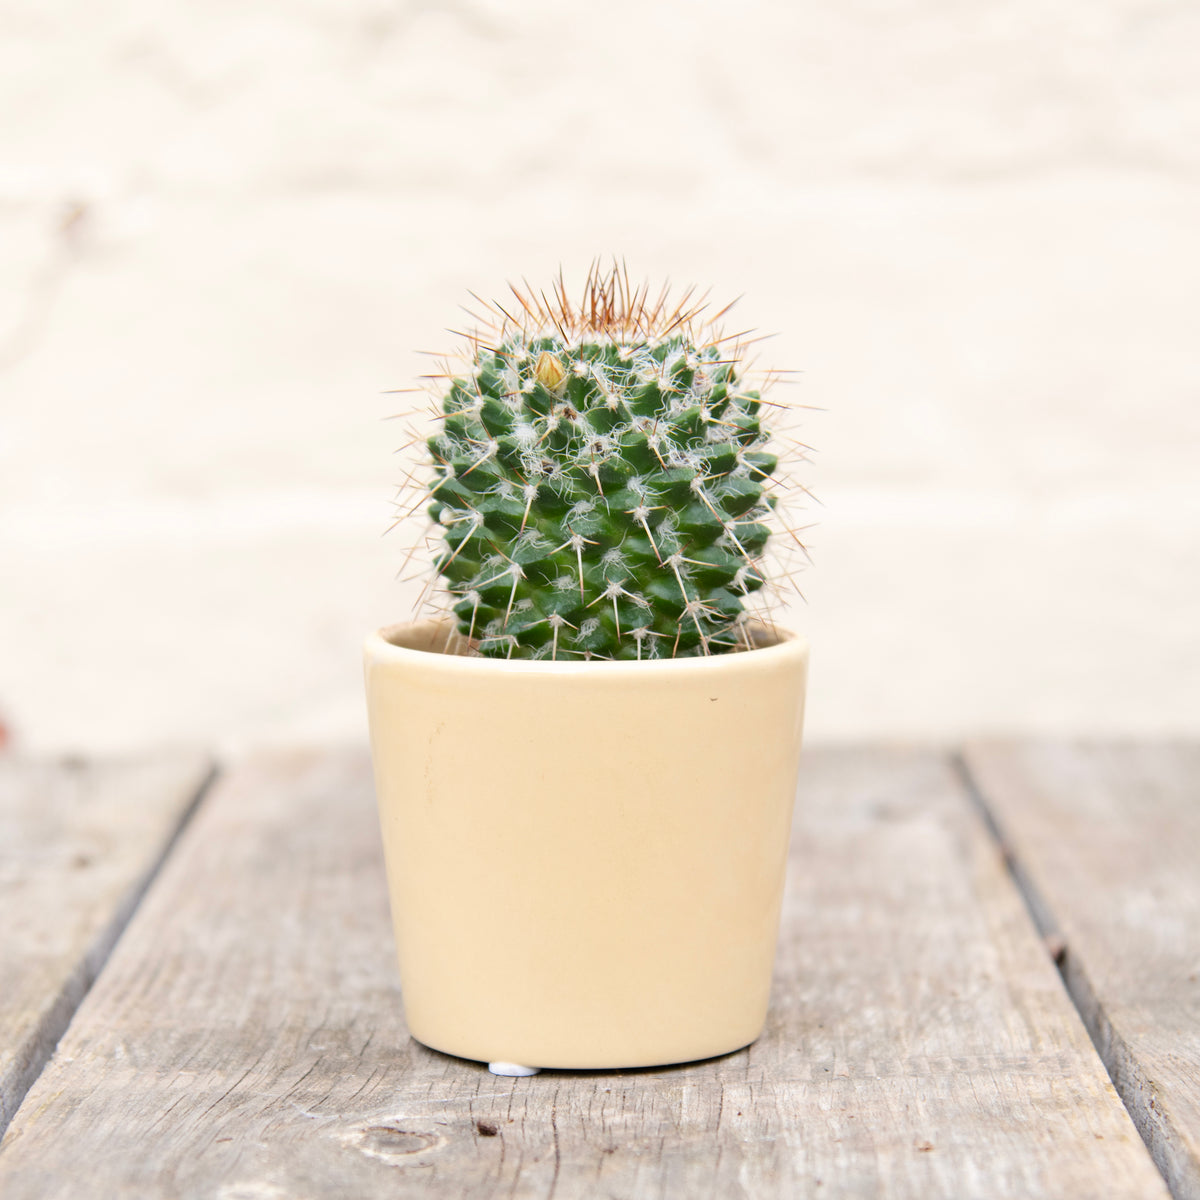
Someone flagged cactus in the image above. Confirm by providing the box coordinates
[404,265,801,660]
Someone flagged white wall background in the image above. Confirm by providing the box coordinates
[1,0,1198,752]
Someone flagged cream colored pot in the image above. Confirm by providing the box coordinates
[363,619,808,1071]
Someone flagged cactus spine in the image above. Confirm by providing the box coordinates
[412,266,795,660]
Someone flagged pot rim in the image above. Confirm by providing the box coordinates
[365,618,808,677]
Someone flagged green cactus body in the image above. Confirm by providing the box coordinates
[420,273,784,660]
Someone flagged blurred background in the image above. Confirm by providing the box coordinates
[1,0,1197,754]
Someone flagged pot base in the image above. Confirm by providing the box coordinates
[414,1030,760,1073]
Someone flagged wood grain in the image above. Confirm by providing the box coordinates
[0,748,1168,1198]
[964,741,1200,1200]
[0,754,212,1135]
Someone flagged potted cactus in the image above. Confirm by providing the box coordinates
[364,265,809,1074]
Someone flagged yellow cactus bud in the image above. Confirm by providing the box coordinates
[535,351,566,393]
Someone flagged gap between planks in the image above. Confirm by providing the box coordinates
[0,755,217,1139]
[956,746,1200,1200]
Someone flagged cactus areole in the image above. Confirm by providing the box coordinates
[412,266,800,661]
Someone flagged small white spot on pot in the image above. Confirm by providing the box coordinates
[488,1062,540,1077]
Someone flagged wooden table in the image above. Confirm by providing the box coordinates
[0,744,1196,1198]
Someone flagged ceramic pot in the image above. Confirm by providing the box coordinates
[363,619,808,1070]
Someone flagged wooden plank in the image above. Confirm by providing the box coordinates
[964,741,1200,1200]
[0,754,212,1135]
[0,748,1168,1198]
